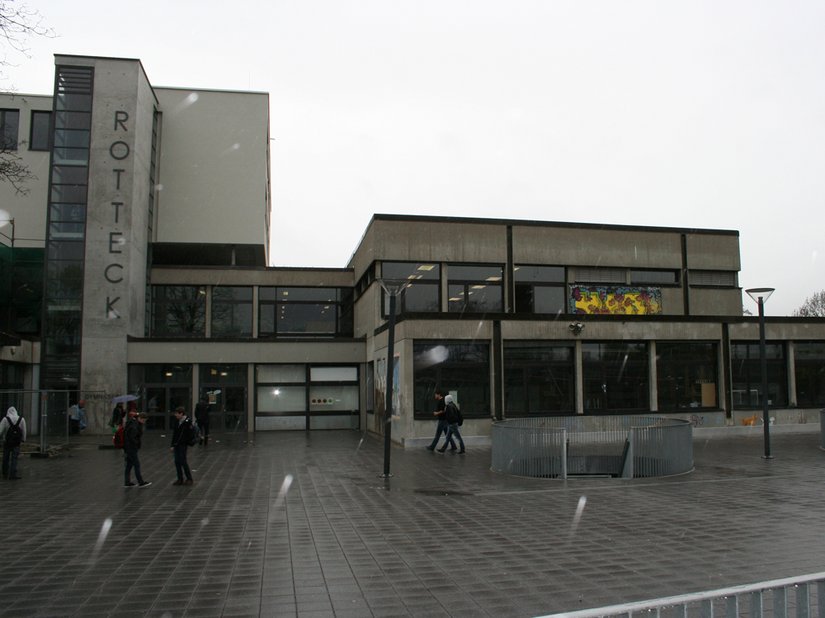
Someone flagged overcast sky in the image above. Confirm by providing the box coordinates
[4,0,824,316]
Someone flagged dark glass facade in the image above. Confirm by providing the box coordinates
[794,342,825,407]
[258,287,353,337]
[656,342,718,410]
[150,285,206,337]
[413,341,490,419]
[731,342,788,408]
[582,342,649,412]
[503,341,575,415]
[41,66,93,389]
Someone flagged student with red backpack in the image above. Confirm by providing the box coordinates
[1,406,26,480]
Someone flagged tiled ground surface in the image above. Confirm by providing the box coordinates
[1,427,824,617]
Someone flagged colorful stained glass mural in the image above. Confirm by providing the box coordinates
[569,286,662,315]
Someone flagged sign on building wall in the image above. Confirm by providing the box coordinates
[569,286,663,315]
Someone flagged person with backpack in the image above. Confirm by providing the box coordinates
[123,410,151,488]
[437,394,465,454]
[426,388,456,452]
[1,406,26,480]
[170,406,195,486]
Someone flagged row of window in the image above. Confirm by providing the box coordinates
[380,261,737,315]
[150,285,354,337]
[126,363,360,432]
[412,340,825,418]
[0,108,51,151]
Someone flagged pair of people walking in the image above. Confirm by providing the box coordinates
[426,389,465,454]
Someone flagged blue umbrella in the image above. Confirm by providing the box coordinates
[111,394,139,404]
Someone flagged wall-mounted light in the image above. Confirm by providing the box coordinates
[568,322,585,336]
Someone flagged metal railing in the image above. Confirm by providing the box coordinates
[491,416,693,479]
[537,571,825,617]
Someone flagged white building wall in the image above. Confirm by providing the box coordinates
[153,88,270,256]
[0,93,52,249]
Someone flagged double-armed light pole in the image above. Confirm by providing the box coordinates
[745,287,775,459]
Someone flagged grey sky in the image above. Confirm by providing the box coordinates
[5,0,824,316]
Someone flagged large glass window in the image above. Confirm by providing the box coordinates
[150,285,206,337]
[128,364,192,431]
[259,287,353,337]
[447,264,503,313]
[211,286,252,337]
[41,65,93,390]
[513,265,565,314]
[656,342,718,410]
[794,342,825,407]
[413,341,490,419]
[255,364,359,430]
[582,342,649,412]
[731,343,788,408]
[199,364,248,431]
[29,110,51,151]
[381,261,440,314]
[504,342,574,415]
[0,109,19,150]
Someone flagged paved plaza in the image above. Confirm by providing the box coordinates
[0,426,824,617]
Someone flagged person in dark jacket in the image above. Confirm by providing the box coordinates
[170,407,194,485]
[194,395,210,446]
[124,411,151,487]
[426,388,456,451]
[438,394,465,454]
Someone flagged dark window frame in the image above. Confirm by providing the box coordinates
[447,263,504,313]
[29,110,52,151]
[0,108,20,151]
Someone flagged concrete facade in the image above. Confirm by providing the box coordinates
[1,54,824,446]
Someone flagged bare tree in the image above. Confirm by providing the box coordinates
[793,290,825,317]
[1,1,54,193]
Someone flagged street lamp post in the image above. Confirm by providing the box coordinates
[377,279,407,478]
[746,287,775,459]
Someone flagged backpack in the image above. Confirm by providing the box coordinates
[446,402,463,426]
[4,415,23,447]
[113,424,125,449]
[186,421,198,447]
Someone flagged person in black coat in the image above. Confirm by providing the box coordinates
[194,395,210,446]
[124,412,151,487]
[171,407,194,485]
[438,394,465,454]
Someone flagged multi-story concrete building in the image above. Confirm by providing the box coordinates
[1,54,824,444]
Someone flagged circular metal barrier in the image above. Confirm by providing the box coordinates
[491,415,693,479]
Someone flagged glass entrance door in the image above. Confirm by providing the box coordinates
[144,386,191,431]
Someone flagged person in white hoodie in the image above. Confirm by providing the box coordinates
[0,406,26,480]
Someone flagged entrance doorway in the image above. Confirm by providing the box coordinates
[144,386,190,431]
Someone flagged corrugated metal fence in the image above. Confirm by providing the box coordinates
[537,571,825,617]
[491,416,693,479]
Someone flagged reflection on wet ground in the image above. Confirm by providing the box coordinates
[0,428,822,617]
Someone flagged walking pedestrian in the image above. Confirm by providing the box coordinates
[68,400,87,434]
[1,406,26,480]
[171,407,195,486]
[194,395,210,446]
[437,395,465,454]
[426,388,456,452]
[124,411,151,487]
